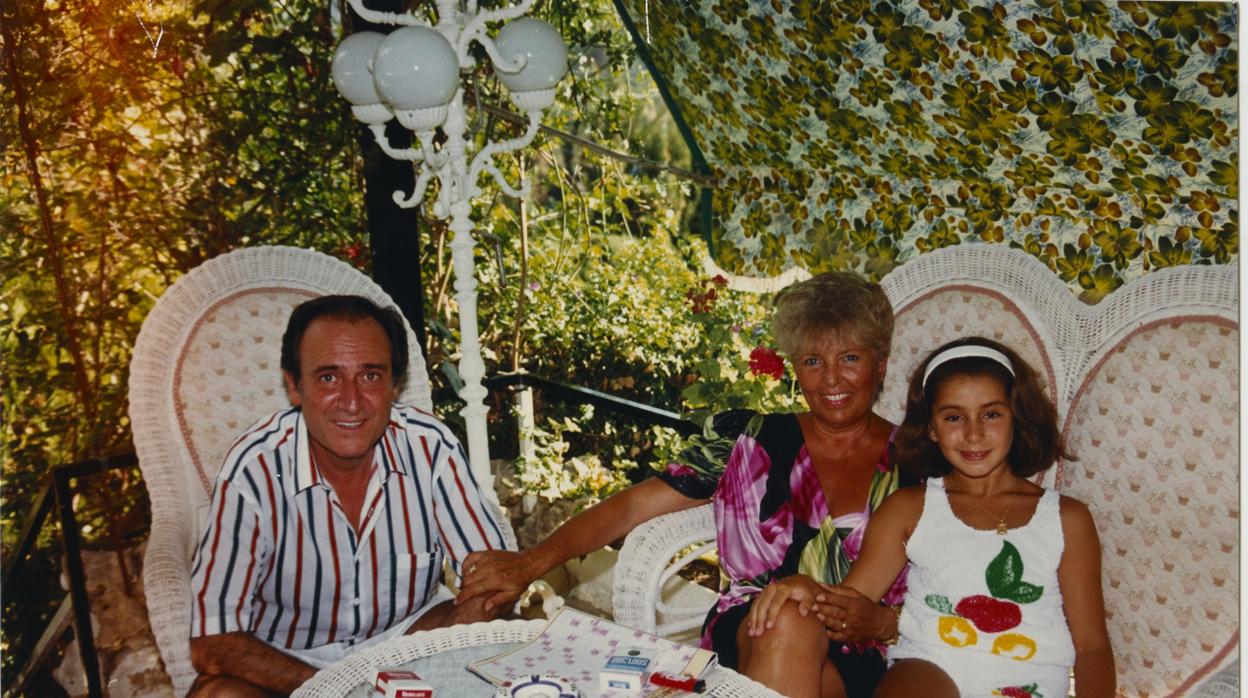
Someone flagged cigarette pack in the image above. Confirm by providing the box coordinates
[599,647,654,693]
[373,668,433,698]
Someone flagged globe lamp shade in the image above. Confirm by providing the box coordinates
[372,26,460,110]
[331,31,386,106]
[493,18,568,93]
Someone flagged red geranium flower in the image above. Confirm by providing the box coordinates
[749,347,785,380]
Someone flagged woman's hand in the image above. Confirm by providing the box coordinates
[746,574,824,637]
[455,550,538,612]
[814,585,897,644]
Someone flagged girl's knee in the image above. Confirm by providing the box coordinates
[876,659,958,698]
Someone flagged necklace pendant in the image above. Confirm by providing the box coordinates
[995,521,1008,535]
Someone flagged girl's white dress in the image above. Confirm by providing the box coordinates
[890,478,1076,698]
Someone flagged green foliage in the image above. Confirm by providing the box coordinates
[2,0,369,677]
[495,229,798,500]
[677,275,802,424]
[514,405,630,502]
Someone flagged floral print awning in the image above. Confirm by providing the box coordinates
[616,0,1238,302]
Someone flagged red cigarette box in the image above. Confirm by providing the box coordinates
[373,669,433,697]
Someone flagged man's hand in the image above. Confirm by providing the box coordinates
[189,633,317,695]
[455,550,538,612]
[406,592,502,635]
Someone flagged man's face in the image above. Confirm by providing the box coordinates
[284,316,399,474]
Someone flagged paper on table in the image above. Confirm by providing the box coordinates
[468,607,717,696]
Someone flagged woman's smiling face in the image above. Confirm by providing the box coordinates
[792,330,885,429]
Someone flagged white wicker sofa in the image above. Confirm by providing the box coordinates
[613,245,1238,697]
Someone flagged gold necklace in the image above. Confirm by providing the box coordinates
[966,497,1013,535]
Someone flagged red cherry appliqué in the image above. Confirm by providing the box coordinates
[954,594,1022,633]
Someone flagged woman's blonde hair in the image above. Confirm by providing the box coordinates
[772,271,894,360]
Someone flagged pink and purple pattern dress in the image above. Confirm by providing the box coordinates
[657,411,911,649]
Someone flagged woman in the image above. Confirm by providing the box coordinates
[456,272,912,698]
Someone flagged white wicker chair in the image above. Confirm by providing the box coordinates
[613,244,1239,696]
[129,245,518,695]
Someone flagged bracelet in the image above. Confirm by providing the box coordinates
[883,605,902,646]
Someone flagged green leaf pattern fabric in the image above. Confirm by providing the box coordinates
[618,0,1237,303]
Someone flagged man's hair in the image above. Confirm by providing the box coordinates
[280,295,409,388]
[894,337,1074,479]
[772,271,894,361]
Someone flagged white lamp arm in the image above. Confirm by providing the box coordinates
[367,124,427,162]
[345,0,429,27]
[468,110,541,197]
[392,166,439,208]
[455,0,537,61]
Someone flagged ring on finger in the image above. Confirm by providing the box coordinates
[841,621,847,629]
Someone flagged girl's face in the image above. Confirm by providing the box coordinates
[927,373,1014,479]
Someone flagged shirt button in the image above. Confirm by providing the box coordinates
[352,597,361,606]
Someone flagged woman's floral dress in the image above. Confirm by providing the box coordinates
[657,410,911,650]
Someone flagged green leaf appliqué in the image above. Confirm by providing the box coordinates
[925,594,954,614]
[986,541,1044,603]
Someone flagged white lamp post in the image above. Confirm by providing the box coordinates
[331,0,567,487]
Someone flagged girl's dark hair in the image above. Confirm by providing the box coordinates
[894,337,1074,479]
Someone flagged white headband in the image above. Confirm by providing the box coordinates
[922,345,1015,390]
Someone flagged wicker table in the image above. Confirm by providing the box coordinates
[293,618,781,697]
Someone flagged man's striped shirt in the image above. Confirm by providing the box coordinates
[190,404,507,654]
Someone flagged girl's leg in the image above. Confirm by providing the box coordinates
[874,659,959,698]
[734,598,836,698]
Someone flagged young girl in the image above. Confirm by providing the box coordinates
[748,337,1115,698]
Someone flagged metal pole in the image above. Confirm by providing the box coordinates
[53,467,103,698]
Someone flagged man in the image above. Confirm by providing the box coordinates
[188,295,508,696]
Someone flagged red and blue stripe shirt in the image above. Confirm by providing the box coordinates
[190,404,508,654]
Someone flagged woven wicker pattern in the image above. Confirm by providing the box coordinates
[129,246,513,696]
[1059,319,1239,697]
[293,620,545,697]
[878,286,1057,428]
[294,618,782,697]
[612,504,716,636]
[612,245,1238,696]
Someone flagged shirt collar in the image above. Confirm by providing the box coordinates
[293,411,318,493]
[292,407,407,492]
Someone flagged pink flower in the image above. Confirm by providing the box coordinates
[664,463,695,477]
[748,347,785,380]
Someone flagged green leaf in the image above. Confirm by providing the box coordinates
[1001,581,1045,604]
[985,540,1023,596]
[924,594,954,614]
[986,541,1045,602]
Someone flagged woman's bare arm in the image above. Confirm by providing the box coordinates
[456,478,703,610]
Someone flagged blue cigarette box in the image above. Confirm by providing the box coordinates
[599,647,654,693]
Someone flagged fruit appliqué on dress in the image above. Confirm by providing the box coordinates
[925,540,1043,662]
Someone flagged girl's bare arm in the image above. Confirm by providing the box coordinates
[1057,496,1116,697]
